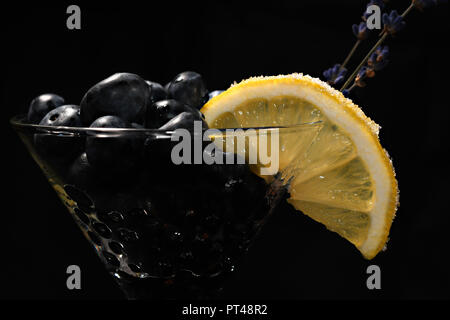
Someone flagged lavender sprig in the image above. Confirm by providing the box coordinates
[382,10,406,35]
[368,46,389,71]
[340,2,415,91]
[323,64,347,86]
[340,0,446,94]
[322,3,377,86]
[352,22,370,40]
[326,0,445,95]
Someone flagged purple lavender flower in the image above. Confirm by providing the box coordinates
[382,10,406,35]
[355,67,369,87]
[352,22,370,40]
[323,64,347,86]
[368,46,389,71]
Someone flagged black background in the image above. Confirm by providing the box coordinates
[2,0,449,300]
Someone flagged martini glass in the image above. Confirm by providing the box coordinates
[11,115,322,299]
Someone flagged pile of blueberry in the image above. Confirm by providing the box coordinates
[29,72,213,164]
[25,71,268,298]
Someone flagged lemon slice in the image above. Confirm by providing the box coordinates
[201,74,399,259]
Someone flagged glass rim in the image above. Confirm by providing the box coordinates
[10,114,323,136]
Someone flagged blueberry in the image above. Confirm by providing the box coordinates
[151,112,209,183]
[142,134,174,176]
[102,251,120,267]
[80,73,149,126]
[93,222,112,238]
[38,104,81,127]
[109,241,124,254]
[202,148,247,183]
[68,151,136,190]
[146,80,167,103]
[131,122,144,129]
[143,110,208,182]
[208,90,224,100]
[34,105,83,160]
[27,93,65,124]
[164,82,171,92]
[145,99,200,129]
[118,228,139,242]
[67,152,96,189]
[159,111,208,131]
[85,115,142,173]
[167,71,208,109]
[64,185,94,211]
[89,115,129,129]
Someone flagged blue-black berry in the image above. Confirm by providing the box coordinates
[80,73,150,126]
[167,71,209,109]
[27,93,65,124]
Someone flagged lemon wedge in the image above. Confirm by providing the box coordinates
[201,74,399,259]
